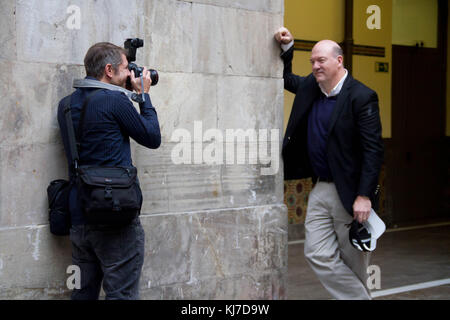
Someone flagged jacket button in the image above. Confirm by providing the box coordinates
[288,137,291,140]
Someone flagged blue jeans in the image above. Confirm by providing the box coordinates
[69,218,145,300]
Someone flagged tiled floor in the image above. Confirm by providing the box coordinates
[287,223,450,300]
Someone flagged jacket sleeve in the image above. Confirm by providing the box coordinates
[113,93,161,149]
[355,91,384,198]
[281,46,303,94]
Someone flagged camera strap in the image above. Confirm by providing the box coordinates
[77,89,103,153]
[140,75,146,103]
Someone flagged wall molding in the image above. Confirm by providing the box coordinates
[293,39,386,57]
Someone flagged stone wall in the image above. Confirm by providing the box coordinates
[0,0,286,299]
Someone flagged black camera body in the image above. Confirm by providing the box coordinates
[124,38,159,86]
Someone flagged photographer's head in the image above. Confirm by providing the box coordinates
[84,42,130,88]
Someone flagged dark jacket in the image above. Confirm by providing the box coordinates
[281,47,384,216]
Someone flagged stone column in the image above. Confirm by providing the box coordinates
[0,0,286,299]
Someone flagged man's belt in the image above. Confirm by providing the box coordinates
[315,176,334,183]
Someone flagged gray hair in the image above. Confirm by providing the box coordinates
[84,42,127,79]
[333,44,344,58]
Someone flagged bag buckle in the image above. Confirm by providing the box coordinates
[104,186,113,200]
[113,199,121,212]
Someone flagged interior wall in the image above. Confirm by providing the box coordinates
[283,0,392,138]
[283,0,345,133]
[353,0,392,138]
[392,0,438,48]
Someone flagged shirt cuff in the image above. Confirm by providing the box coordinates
[281,40,294,52]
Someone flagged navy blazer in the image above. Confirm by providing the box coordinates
[281,47,384,216]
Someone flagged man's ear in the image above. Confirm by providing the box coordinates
[337,55,344,67]
[104,64,113,79]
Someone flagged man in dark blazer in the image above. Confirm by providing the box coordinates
[275,27,384,299]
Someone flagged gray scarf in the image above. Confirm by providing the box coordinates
[73,78,145,103]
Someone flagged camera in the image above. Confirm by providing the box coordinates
[124,38,159,86]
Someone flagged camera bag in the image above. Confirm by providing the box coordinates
[47,179,72,235]
[76,166,142,225]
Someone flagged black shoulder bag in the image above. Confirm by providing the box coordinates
[74,90,143,225]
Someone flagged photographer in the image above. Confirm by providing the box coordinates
[57,42,161,300]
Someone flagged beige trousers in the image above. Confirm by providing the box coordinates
[304,181,372,300]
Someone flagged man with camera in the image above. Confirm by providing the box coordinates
[57,42,161,300]
[275,27,384,299]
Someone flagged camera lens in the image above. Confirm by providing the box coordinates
[128,63,158,87]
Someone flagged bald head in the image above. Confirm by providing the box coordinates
[310,40,346,94]
[313,40,343,59]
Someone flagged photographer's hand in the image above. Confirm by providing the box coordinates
[130,68,152,94]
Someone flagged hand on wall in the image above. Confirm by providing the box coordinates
[274,27,293,45]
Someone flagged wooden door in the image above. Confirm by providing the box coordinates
[391,45,447,225]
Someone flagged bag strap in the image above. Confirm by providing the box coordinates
[63,96,79,169]
[63,89,102,169]
[76,89,103,148]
